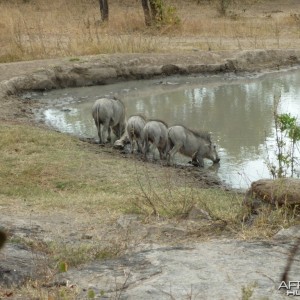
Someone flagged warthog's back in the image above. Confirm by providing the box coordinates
[92,98,125,126]
[143,120,169,159]
[144,120,168,144]
[92,98,113,122]
[92,97,126,143]
[127,115,146,139]
[168,125,211,157]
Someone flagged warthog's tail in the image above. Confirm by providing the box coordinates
[129,121,135,139]
[93,104,102,143]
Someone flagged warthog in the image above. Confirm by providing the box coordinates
[92,97,126,144]
[143,120,169,160]
[126,115,147,153]
[113,115,146,151]
[167,125,220,167]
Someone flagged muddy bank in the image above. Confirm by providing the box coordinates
[1,49,300,123]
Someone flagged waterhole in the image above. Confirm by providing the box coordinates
[25,68,300,190]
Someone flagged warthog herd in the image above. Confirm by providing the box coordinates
[92,97,220,167]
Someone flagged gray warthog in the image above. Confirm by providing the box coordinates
[126,115,147,153]
[143,120,169,160]
[113,115,146,151]
[92,97,126,144]
[167,125,220,167]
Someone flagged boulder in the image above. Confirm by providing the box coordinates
[245,178,300,208]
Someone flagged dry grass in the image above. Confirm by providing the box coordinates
[240,204,300,239]
[0,123,140,213]
[1,122,299,236]
[0,121,244,298]
[0,122,241,218]
[1,119,300,297]
[1,0,300,62]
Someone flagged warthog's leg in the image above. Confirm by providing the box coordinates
[167,143,183,165]
[158,149,164,160]
[101,120,110,144]
[107,126,112,142]
[197,157,204,167]
[129,136,135,154]
[150,144,157,158]
[142,138,149,159]
[152,139,161,160]
[192,150,206,167]
[113,123,123,140]
[97,124,102,144]
[93,118,102,144]
[143,140,156,159]
[131,140,135,154]
[137,139,143,153]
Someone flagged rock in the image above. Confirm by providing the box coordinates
[245,178,300,206]
[274,225,300,240]
[161,64,182,76]
[0,244,45,287]
[56,239,300,299]
[187,206,212,221]
[116,215,140,229]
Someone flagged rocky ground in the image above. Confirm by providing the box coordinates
[1,50,300,299]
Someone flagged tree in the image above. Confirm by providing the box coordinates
[141,0,164,26]
[98,0,166,26]
[99,0,109,22]
[141,0,152,26]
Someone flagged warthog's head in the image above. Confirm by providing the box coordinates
[208,144,220,164]
[192,143,220,167]
[113,135,130,149]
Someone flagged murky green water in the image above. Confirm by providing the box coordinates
[26,68,300,189]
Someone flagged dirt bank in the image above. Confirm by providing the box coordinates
[1,49,300,123]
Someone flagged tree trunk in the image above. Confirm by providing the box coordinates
[99,0,109,21]
[149,0,163,22]
[141,0,152,26]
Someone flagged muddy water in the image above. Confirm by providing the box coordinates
[27,68,300,189]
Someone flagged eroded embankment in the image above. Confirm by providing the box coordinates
[1,49,300,110]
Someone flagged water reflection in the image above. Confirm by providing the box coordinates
[28,68,300,189]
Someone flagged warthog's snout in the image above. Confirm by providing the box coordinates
[214,157,220,164]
